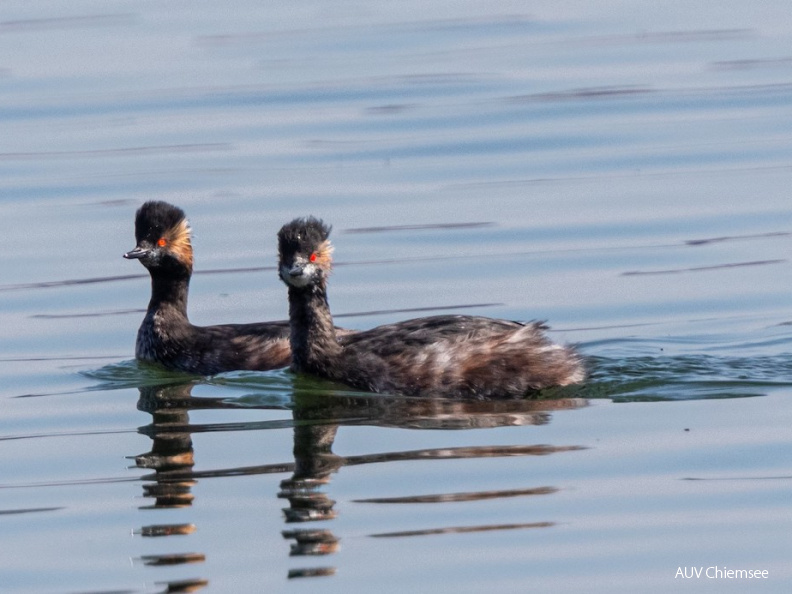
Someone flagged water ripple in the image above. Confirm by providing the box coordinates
[353,486,557,504]
[587,353,792,401]
[370,521,555,538]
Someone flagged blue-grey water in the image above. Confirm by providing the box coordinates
[1,2,791,592]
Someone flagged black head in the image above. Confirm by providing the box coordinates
[123,201,193,273]
[277,217,333,289]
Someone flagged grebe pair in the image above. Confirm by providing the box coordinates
[126,202,585,396]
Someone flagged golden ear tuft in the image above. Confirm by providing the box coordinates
[313,239,334,269]
[166,218,193,270]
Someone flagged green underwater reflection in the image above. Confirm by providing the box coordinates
[83,343,792,409]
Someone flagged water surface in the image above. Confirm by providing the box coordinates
[1,1,791,592]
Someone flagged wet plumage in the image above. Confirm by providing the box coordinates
[278,217,585,399]
[124,201,291,374]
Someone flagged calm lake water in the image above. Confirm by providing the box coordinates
[1,1,791,592]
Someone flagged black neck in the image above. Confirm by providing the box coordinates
[148,269,190,317]
[288,283,341,373]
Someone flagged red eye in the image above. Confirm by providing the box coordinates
[309,252,317,263]
[157,238,167,247]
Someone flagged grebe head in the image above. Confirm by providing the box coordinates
[277,217,333,289]
[123,201,193,274]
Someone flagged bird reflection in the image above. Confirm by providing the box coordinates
[132,380,587,581]
[132,383,212,591]
[279,412,343,578]
[276,383,587,579]
[279,423,341,523]
[135,383,201,509]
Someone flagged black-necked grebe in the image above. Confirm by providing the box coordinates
[124,200,293,374]
[277,217,585,399]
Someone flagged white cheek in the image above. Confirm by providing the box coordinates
[288,275,312,288]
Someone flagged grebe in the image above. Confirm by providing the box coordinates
[124,201,290,374]
[277,217,585,399]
